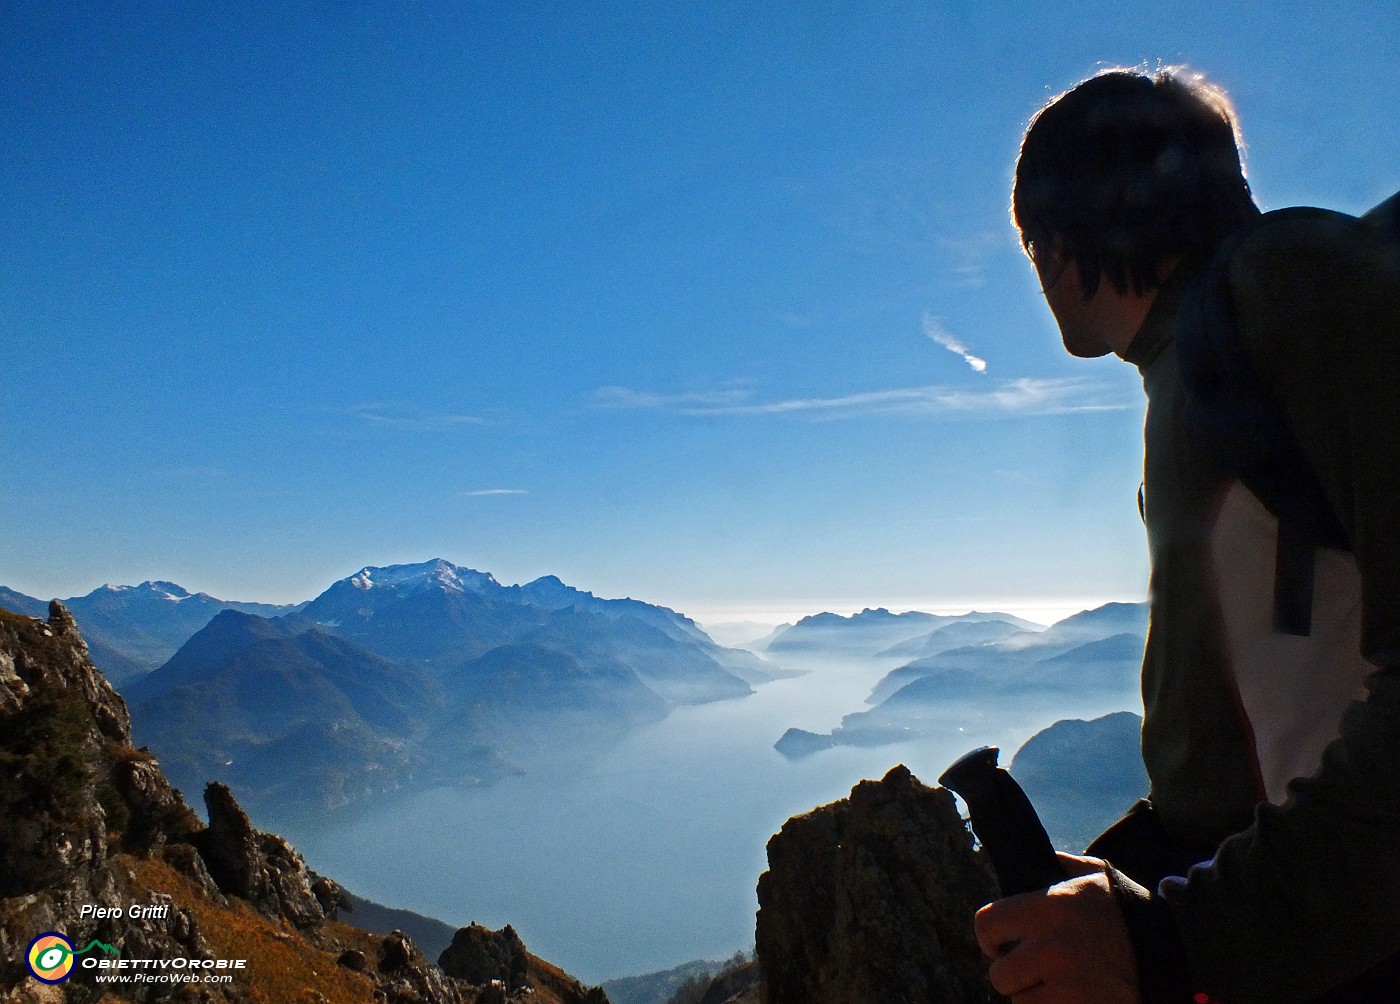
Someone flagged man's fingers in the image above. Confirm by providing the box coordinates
[974,895,1037,957]
[974,873,1139,1004]
[1056,852,1107,879]
[976,869,1116,958]
[974,900,1011,957]
[987,943,1045,997]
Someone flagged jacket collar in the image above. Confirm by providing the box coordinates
[1122,263,1201,372]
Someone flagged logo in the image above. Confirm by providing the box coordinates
[25,932,119,984]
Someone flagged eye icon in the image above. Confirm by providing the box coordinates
[26,933,76,984]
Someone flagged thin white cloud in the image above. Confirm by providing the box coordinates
[594,378,1131,420]
[922,314,988,374]
[593,386,752,411]
[941,231,1004,288]
[351,404,490,431]
[462,488,528,497]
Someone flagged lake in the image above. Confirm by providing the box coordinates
[289,648,1137,983]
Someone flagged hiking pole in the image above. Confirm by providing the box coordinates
[939,746,1062,896]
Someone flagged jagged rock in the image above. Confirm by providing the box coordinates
[0,604,121,898]
[47,601,130,744]
[193,781,326,927]
[262,831,329,928]
[376,930,466,1003]
[439,923,528,989]
[112,753,198,854]
[380,930,417,972]
[755,764,1001,1004]
[0,605,211,1000]
[194,781,278,909]
[0,642,28,715]
[312,874,345,920]
[161,842,225,903]
[437,923,613,1004]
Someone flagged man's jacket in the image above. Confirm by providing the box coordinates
[1115,206,1400,1003]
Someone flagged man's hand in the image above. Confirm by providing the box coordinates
[973,853,1141,1004]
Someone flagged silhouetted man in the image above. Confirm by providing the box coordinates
[976,67,1400,1003]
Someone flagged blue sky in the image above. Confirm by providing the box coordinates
[4,2,1397,624]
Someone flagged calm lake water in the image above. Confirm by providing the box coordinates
[289,650,1136,983]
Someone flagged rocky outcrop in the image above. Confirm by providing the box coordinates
[193,780,329,927]
[1,603,137,897]
[437,923,610,1004]
[377,929,468,1004]
[440,923,530,988]
[0,603,211,1000]
[0,602,609,1004]
[755,764,1001,1004]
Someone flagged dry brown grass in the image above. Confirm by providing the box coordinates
[125,855,379,1004]
[114,854,599,1004]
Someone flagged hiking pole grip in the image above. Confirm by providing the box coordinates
[939,746,1063,897]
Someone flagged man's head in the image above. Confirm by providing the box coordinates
[1014,67,1259,305]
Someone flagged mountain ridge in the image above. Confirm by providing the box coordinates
[104,560,772,823]
[0,581,303,684]
[765,606,1044,657]
[776,602,1147,758]
[0,601,610,1003]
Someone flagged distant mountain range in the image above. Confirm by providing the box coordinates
[864,601,1147,706]
[1,568,1148,834]
[877,617,1029,659]
[1,560,790,824]
[0,580,300,683]
[760,607,1043,657]
[775,602,1147,758]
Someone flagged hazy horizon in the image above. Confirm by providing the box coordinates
[1,558,1130,639]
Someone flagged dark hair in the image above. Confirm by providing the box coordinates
[1013,67,1260,296]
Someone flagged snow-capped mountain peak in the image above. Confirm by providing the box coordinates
[345,559,499,595]
[142,581,195,602]
[99,581,195,602]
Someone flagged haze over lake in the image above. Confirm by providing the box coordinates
[290,643,1141,983]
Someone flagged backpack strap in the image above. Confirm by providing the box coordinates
[1362,190,1400,243]
[1175,209,1354,636]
